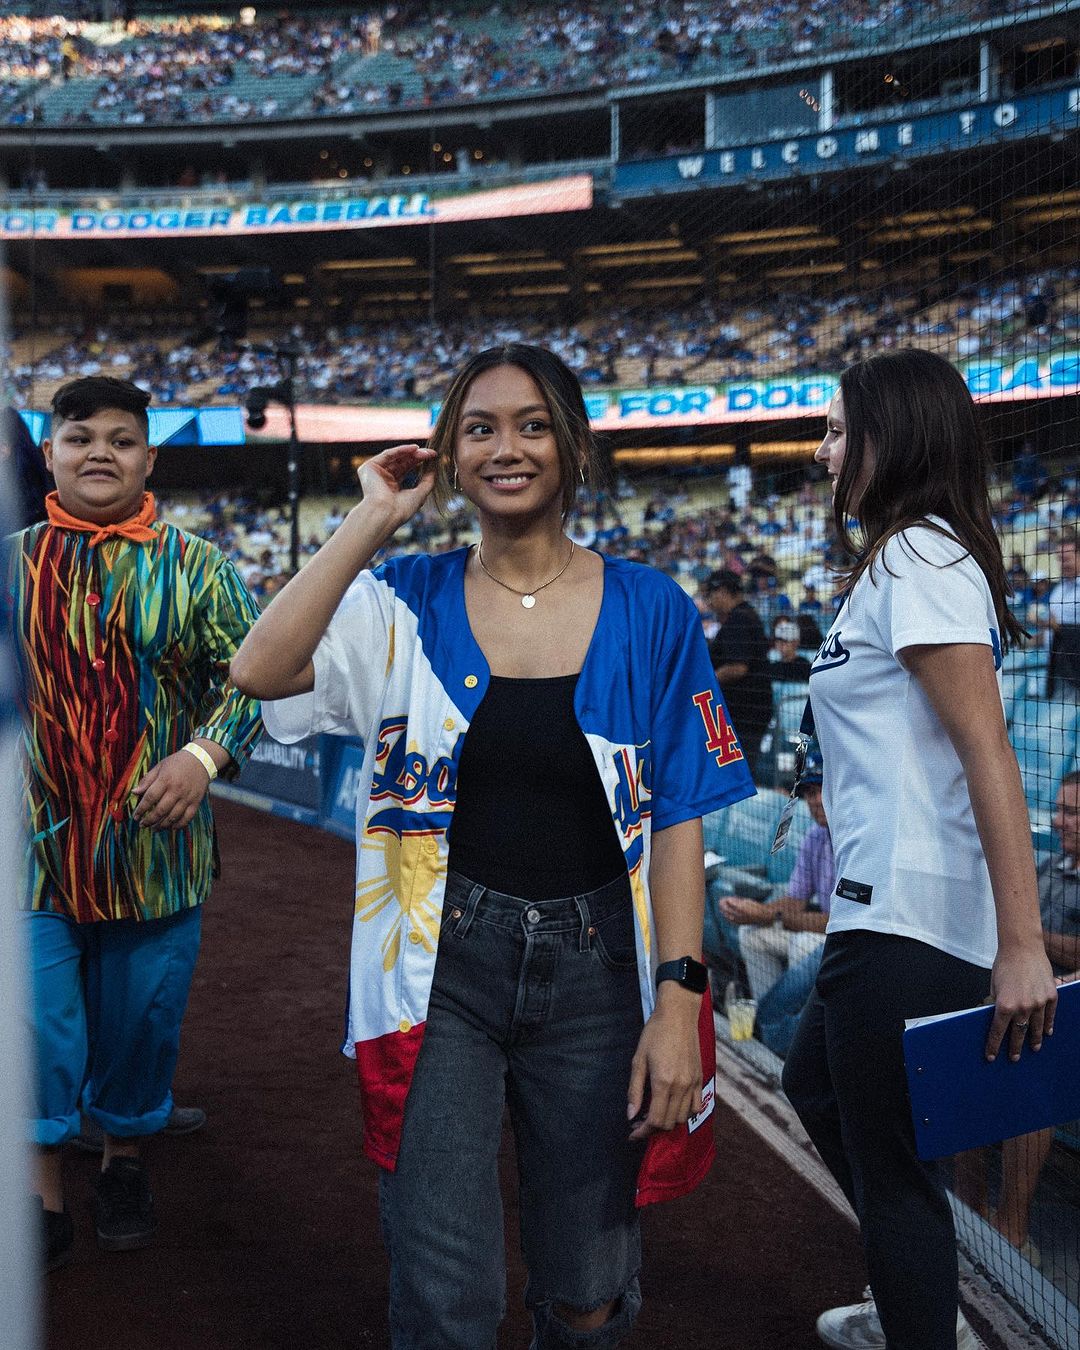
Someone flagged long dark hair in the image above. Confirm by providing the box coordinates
[429,343,602,518]
[832,348,1024,651]
[2,408,52,530]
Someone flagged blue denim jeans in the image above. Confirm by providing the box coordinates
[755,944,823,1058]
[378,869,645,1350]
[25,906,202,1145]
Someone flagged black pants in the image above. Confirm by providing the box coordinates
[782,930,991,1350]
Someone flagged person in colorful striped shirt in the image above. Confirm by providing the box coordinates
[5,376,262,1271]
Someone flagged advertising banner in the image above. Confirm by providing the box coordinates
[0,176,593,242]
[244,351,1080,442]
[235,735,322,812]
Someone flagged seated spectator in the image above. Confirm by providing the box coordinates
[717,751,833,1057]
[769,618,812,683]
[703,568,772,775]
[1047,534,1080,695]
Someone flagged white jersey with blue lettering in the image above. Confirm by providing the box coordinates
[809,519,1003,969]
[263,547,755,1203]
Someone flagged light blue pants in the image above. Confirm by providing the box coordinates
[25,906,202,1146]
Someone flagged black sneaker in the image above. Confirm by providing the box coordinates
[71,1105,206,1154]
[94,1158,156,1251]
[37,1197,74,1272]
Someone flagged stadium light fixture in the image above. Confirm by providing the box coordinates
[875,208,978,225]
[321,258,418,270]
[730,238,839,255]
[613,446,739,467]
[448,251,548,264]
[1016,208,1080,225]
[766,263,845,277]
[872,222,991,241]
[626,276,705,288]
[1009,190,1080,208]
[713,226,821,243]
[465,261,566,275]
[361,291,432,302]
[244,359,302,573]
[576,239,685,255]
[587,251,700,268]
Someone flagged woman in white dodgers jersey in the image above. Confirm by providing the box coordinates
[782,349,1056,1350]
[231,344,753,1348]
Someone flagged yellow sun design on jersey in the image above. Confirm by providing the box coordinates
[356,826,447,973]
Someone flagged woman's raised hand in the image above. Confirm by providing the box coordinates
[356,444,438,526]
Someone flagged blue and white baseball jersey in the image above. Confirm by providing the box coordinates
[263,546,754,1202]
[809,519,1004,968]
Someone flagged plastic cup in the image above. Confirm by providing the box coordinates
[728,998,757,1042]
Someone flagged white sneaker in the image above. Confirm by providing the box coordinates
[816,1296,980,1349]
[815,1299,884,1349]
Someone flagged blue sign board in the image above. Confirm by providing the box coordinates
[615,86,1080,194]
[20,406,245,447]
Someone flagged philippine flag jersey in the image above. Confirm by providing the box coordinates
[809,519,1004,969]
[263,547,755,1204]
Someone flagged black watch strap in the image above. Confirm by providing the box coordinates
[655,956,708,994]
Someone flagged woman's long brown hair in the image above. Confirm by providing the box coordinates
[832,348,1024,652]
[428,343,603,518]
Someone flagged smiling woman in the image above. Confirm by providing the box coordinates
[229,342,755,1350]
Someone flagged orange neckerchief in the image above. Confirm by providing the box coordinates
[45,491,158,546]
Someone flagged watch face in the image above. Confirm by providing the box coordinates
[683,957,708,994]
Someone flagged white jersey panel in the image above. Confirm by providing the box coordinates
[809,521,1003,969]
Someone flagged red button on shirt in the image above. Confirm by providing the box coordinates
[86,593,101,608]
[104,728,119,743]
[91,658,106,672]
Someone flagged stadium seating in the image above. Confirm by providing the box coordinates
[1005,690,1080,818]
[0,1,1043,126]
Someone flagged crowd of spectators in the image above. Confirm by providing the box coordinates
[152,464,842,620]
[7,267,1075,410]
[155,434,1073,632]
[0,0,1035,126]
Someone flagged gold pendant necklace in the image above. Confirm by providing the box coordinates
[476,540,576,609]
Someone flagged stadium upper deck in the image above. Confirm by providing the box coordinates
[0,0,1070,134]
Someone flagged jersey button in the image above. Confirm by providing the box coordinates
[91,658,106,672]
[398,1020,412,1034]
[408,931,422,944]
[464,675,478,689]
[86,592,101,608]
[103,728,119,743]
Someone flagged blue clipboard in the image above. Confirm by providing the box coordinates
[903,979,1080,1160]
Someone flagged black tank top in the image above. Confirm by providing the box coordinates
[448,674,628,901]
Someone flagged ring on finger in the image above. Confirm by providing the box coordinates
[1013,1019,1030,1029]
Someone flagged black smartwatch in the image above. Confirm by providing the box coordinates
[655,956,708,995]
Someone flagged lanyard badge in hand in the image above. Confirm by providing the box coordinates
[771,699,815,856]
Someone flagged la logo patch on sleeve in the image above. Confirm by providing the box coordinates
[688,1075,716,1134]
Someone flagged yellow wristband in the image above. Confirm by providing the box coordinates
[181,742,219,782]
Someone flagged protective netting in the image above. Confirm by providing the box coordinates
[2,3,1079,1343]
